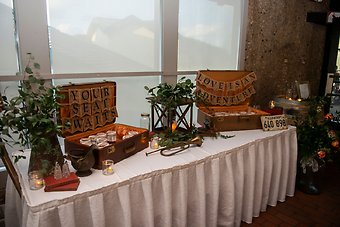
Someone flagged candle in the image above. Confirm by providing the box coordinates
[102,160,114,175]
[35,179,44,188]
[269,100,275,109]
[107,166,113,173]
[171,121,177,132]
[28,171,44,190]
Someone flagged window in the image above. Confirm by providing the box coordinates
[47,0,161,73]
[178,0,241,71]
[0,0,18,75]
[0,0,246,126]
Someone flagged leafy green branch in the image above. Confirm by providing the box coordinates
[0,54,64,158]
[144,77,197,108]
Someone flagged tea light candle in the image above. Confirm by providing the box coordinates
[28,171,44,190]
[102,160,114,175]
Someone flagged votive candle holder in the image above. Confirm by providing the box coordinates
[102,160,114,175]
[28,171,44,190]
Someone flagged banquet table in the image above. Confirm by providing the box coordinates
[5,127,297,227]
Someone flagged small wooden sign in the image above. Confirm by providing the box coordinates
[260,114,288,131]
[57,82,118,136]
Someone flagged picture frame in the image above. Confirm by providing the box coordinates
[296,81,310,99]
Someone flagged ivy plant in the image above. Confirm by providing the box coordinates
[144,77,197,108]
[0,54,64,164]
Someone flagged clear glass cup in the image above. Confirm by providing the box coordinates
[28,171,44,190]
[102,160,114,175]
[140,113,150,131]
[150,137,159,149]
[107,130,116,142]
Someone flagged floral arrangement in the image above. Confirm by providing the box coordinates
[296,96,339,173]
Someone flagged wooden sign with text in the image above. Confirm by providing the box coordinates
[57,82,118,136]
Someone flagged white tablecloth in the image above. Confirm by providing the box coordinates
[5,127,297,227]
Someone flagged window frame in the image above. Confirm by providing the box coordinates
[0,0,248,84]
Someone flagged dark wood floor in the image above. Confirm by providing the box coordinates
[241,164,340,227]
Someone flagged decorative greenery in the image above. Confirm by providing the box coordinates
[0,54,64,168]
[296,96,339,172]
[144,77,197,108]
[156,126,198,147]
[144,77,200,146]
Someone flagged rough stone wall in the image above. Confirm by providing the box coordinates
[244,0,328,107]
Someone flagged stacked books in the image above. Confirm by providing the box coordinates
[44,172,80,192]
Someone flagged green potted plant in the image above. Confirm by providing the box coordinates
[0,54,64,177]
[296,96,339,194]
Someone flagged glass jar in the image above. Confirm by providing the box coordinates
[140,113,150,131]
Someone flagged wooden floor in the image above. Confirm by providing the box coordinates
[241,164,340,227]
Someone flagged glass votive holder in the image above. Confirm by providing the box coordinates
[89,135,98,145]
[269,100,276,109]
[107,131,116,143]
[102,160,114,175]
[28,171,44,190]
[97,132,107,139]
[150,137,160,149]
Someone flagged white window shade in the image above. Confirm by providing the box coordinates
[178,0,241,71]
[47,0,161,74]
[0,0,18,75]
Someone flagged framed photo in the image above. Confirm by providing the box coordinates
[296,81,310,99]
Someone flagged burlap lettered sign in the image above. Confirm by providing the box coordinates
[58,83,118,135]
[196,71,257,106]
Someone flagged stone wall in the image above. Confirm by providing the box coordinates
[244,0,328,107]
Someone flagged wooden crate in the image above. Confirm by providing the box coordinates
[57,81,149,169]
[196,70,269,131]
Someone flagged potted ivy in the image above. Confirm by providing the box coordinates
[0,54,64,177]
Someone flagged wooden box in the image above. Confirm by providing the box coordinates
[57,81,149,169]
[196,70,269,131]
[197,105,269,131]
